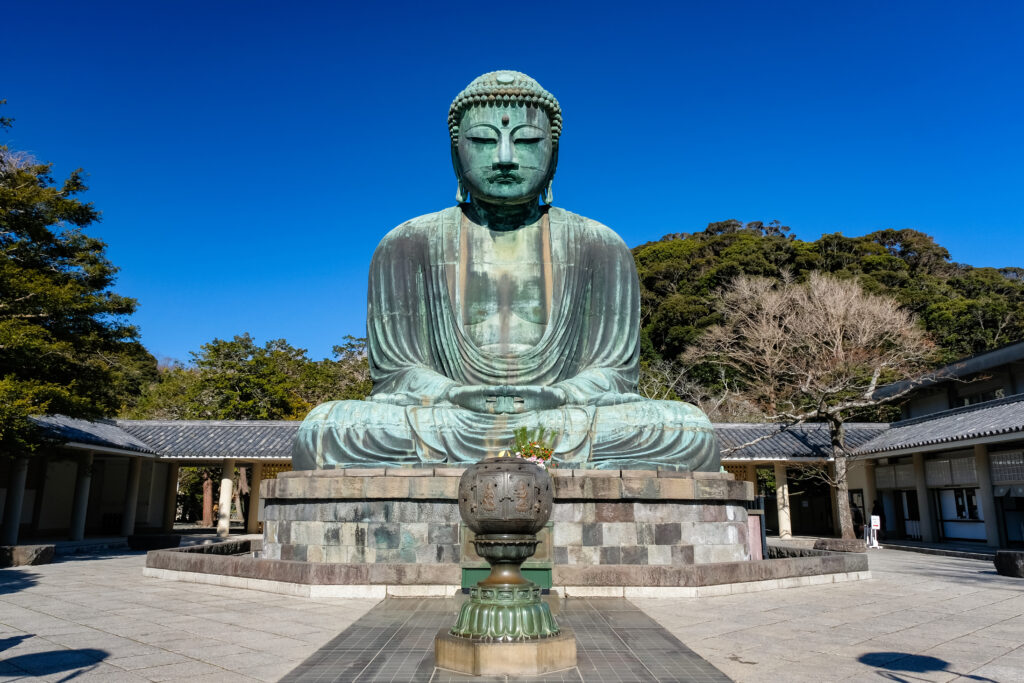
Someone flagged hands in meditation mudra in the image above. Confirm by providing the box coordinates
[293,71,718,471]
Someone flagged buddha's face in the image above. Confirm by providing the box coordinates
[457,104,554,205]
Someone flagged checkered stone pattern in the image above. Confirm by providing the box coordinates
[262,501,461,564]
[260,471,753,566]
[550,501,749,565]
[281,596,731,683]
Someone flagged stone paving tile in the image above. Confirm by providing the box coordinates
[281,596,729,682]
[0,552,377,682]
[106,651,192,670]
[132,659,234,681]
[634,549,1024,682]
[4,546,1024,681]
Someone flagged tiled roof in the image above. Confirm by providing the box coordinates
[115,420,299,460]
[36,415,893,463]
[717,423,889,460]
[30,415,155,455]
[856,393,1024,456]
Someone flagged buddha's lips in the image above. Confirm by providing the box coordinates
[489,173,521,184]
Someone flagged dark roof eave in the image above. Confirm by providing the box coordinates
[856,429,1024,458]
[874,339,1024,398]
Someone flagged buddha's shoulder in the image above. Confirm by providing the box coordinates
[549,207,629,250]
[375,207,457,247]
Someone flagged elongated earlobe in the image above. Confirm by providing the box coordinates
[455,178,467,203]
[543,180,554,205]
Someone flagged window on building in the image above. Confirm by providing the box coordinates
[952,488,980,520]
[960,388,1005,406]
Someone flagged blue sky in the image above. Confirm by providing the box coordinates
[3,1,1022,363]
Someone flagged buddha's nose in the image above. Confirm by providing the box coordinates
[494,135,517,169]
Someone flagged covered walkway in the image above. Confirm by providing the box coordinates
[1,418,296,545]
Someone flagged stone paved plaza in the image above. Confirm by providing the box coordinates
[637,549,1024,682]
[1,548,1022,681]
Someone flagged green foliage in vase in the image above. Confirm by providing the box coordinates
[511,426,556,463]
[0,102,155,458]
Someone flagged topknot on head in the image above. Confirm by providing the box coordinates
[448,70,562,146]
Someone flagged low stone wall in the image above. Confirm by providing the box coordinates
[767,545,835,559]
[143,539,869,598]
[0,544,55,568]
[144,471,873,597]
[260,469,754,567]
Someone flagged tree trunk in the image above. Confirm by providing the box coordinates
[829,416,855,539]
[201,472,214,527]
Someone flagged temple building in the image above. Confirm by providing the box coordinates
[0,419,294,545]
[852,340,1024,547]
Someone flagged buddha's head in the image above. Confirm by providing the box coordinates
[449,71,562,207]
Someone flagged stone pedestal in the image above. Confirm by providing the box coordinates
[435,629,577,676]
[260,469,754,570]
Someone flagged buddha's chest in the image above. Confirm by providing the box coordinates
[460,225,550,353]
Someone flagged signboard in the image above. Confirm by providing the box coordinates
[871,515,881,530]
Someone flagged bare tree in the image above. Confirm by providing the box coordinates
[638,358,765,422]
[687,272,934,538]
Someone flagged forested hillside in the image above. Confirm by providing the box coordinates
[634,220,1024,364]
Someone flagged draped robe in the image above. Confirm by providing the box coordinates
[292,206,718,470]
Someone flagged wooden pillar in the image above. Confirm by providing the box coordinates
[912,453,936,543]
[246,462,263,534]
[162,462,180,532]
[774,462,792,539]
[974,444,1001,547]
[120,456,142,537]
[217,458,235,538]
[201,471,214,527]
[1,457,30,545]
[70,452,95,541]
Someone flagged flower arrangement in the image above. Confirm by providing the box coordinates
[511,426,556,469]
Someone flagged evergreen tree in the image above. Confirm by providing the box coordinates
[0,103,153,458]
[128,334,371,420]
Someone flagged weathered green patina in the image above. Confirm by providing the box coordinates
[451,455,560,641]
[293,71,718,470]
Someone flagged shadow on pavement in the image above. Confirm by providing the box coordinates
[858,652,998,682]
[0,647,108,680]
[0,634,33,653]
[54,549,145,563]
[0,568,38,594]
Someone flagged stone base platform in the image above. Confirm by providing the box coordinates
[260,468,755,568]
[143,538,870,597]
[434,629,577,676]
[143,468,874,596]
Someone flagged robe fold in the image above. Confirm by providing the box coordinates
[292,206,718,470]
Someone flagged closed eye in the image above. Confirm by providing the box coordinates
[468,136,498,144]
[514,137,543,144]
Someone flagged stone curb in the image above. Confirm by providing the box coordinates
[552,552,867,586]
[0,544,55,567]
[882,543,996,561]
[145,539,861,589]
